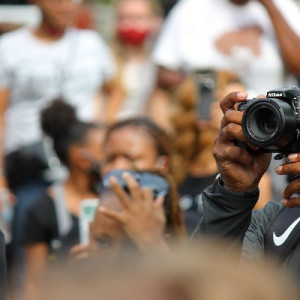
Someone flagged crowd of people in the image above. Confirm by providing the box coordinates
[1,0,300,299]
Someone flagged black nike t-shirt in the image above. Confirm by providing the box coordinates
[23,193,79,261]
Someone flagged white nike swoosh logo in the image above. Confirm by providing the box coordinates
[273,216,300,246]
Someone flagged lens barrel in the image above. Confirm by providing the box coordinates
[241,98,297,151]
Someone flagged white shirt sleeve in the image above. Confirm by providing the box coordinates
[0,37,9,90]
[152,3,184,71]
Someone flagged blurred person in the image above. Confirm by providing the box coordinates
[161,0,179,18]
[102,118,173,175]
[192,90,300,287]
[22,99,106,300]
[109,0,162,120]
[0,0,121,293]
[171,72,272,234]
[149,0,300,131]
[0,231,6,300]
[71,169,186,264]
[45,239,299,300]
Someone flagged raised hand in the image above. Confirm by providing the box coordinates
[214,92,271,193]
[99,172,169,252]
[275,153,300,207]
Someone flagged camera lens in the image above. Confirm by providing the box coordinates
[255,109,277,135]
[242,98,297,150]
[246,106,278,141]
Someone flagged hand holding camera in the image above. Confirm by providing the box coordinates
[224,86,300,206]
[214,92,271,194]
[275,153,300,208]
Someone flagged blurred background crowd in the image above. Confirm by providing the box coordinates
[1,0,300,299]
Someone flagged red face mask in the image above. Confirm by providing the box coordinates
[117,26,150,45]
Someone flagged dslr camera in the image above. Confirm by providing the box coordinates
[237,86,300,154]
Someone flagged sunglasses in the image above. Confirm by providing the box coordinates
[101,169,170,199]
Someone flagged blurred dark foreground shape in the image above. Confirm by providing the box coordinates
[40,238,299,300]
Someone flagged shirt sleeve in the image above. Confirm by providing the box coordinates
[0,37,10,89]
[193,179,259,241]
[242,201,282,263]
[152,3,183,71]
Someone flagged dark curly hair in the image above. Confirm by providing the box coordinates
[41,99,105,166]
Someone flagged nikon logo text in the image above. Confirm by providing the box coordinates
[268,92,283,97]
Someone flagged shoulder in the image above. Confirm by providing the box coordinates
[27,193,55,222]
[161,0,194,26]
[68,28,108,48]
[23,193,58,244]
[0,27,30,47]
[256,200,282,218]
[251,200,282,229]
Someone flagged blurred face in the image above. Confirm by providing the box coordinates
[70,127,105,173]
[83,128,106,162]
[35,0,78,29]
[90,193,134,259]
[116,0,158,45]
[103,127,159,174]
[117,0,154,32]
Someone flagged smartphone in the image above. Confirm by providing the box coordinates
[193,69,217,120]
[79,198,99,245]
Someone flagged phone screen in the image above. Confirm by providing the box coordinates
[194,69,217,120]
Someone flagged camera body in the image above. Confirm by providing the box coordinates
[237,86,300,154]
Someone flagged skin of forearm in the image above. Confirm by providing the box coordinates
[261,0,300,75]
[0,89,10,187]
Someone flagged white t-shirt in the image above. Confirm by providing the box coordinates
[117,59,157,120]
[0,27,116,154]
[153,0,300,95]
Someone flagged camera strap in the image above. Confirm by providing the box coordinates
[52,183,73,238]
[264,206,300,262]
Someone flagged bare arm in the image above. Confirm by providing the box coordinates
[0,89,9,189]
[101,78,125,124]
[24,243,48,300]
[157,66,185,89]
[260,0,300,75]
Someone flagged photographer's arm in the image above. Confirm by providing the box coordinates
[192,92,271,247]
[214,92,271,193]
[197,179,259,240]
[259,0,300,75]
